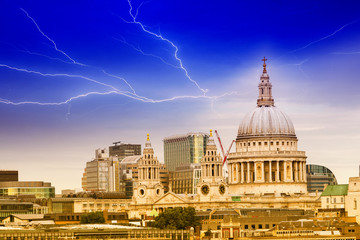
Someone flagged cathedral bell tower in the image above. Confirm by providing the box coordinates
[133,134,164,204]
[197,130,229,202]
[257,57,274,107]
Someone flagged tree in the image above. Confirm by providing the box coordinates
[205,228,212,237]
[80,211,105,224]
[148,207,200,230]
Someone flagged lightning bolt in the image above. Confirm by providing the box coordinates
[123,0,208,95]
[0,63,238,106]
[289,20,358,53]
[0,5,239,109]
[0,63,120,92]
[332,51,360,54]
[20,8,85,66]
[113,36,180,69]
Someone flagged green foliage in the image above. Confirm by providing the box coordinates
[205,228,212,236]
[80,211,105,224]
[148,207,200,230]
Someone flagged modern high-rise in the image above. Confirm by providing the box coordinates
[169,163,201,194]
[83,148,120,192]
[163,133,209,171]
[306,164,338,193]
[109,142,141,159]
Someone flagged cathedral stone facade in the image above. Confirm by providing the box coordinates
[129,60,319,219]
[132,134,164,205]
[227,58,307,196]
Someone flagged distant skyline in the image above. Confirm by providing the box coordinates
[0,1,360,192]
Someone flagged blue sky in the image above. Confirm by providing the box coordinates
[0,0,360,191]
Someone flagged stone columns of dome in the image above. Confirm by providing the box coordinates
[247,162,250,183]
[269,161,272,182]
[276,161,280,182]
[296,162,299,182]
[303,162,307,182]
[235,163,239,183]
[241,162,244,183]
[228,163,232,183]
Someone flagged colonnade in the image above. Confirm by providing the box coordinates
[202,163,222,178]
[139,166,160,180]
[228,160,306,184]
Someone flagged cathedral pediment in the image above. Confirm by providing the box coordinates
[153,192,189,205]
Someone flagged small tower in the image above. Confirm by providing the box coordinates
[257,57,274,107]
[133,134,164,204]
[197,130,228,202]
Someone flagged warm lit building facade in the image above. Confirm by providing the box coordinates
[0,181,55,198]
[164,133,209,171]
[169,163,201,194]
[346,177,360,224]
[82,148,120,192]
[119,155,169,198]
[227,59,307,196]
[307,164,338,193]
[320,184,348,209]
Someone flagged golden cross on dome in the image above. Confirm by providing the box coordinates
[262,56,267,73]
[262,57,267,65]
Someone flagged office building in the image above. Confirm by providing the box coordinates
[163,133,209,171]
[109,142,141,159]
[0,181,55,199]
[306,164,338,193]
[0,170,18,182]
[83,148,120,192]
[169,163,201,194]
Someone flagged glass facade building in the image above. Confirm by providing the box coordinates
[169,163,201,194]
[0,181,55,198]
[306,164,338,193]
[163,133,209,171]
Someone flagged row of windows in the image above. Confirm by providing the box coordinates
[244,224,275,229]
[239,141,296,147]
[326,197,344,203]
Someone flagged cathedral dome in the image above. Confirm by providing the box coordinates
[237,106,296,139]
[237,57,296,140]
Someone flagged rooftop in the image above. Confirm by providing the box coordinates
[321,184,348,196]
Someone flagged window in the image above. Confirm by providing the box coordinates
[341,197,344,203]
[355,199,357,210]
[259,142,262,146]
[251,224,255,230]
[333,198,336,203]
[270,142,273,145]
[244,225,248,229]
[258,224,263,229]
[265,142,268,146]
[327,198,329,203]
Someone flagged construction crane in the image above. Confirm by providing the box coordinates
[214,130,235,165]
